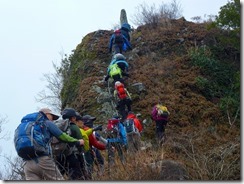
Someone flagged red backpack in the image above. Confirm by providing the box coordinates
[115,83,127,99]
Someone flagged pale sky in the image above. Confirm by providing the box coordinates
[0,0,234,170]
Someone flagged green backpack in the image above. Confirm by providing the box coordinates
[109,63,122,77]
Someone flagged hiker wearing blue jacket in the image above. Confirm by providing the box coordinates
[104,53,130,85]
[109,53,129,73]
[120,23,131,41]
[14,108,84,180]
[109,29,132,54]
[106,116,127,165]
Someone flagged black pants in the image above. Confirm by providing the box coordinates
[65,153,85,180]
[155,120,167,142]
[93,148,104,166]
[84,150,93,180]
[113,43,123,54]
[117,98,132,121]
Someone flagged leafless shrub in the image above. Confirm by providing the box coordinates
[159,0,182,19]
[0,115,9,140]
[132,0,182,28]
[191,14,216,23]
[0,155,25,180]
[36,66,62,112]
[133,3,160,28]
[165,130,240,180]
[36,56,64,112]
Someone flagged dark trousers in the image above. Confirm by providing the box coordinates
[84,150,93,180]
[113,43,123,54]
[155,120,167,142]
[117,98,132,121]
[94,148,104,166]
[66,153,85,180]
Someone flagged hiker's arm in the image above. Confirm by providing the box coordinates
[114,90,117,98]
[47,121,83,145]
[119,123,127,145]
[151,106,158,120]
[108,35,114,52]
[58,133,78,142]
[89,134,106,150]
[125,89,131,99]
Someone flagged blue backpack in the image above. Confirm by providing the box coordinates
[14,112,49,160]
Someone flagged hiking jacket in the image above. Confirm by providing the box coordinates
[109,34,132,52]
[83,126,106,150]
[106,122,127,145]
[120,28,130,41]
[151,105,169,121]
[108,59,129,73]
[15,112,80,157]
[80,128,93,152]
[126,114,143,133]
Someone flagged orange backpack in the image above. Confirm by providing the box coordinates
[116,83,127,99]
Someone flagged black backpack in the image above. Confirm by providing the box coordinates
[114,30,123,44]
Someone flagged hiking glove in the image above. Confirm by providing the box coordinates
[93,125,103,132]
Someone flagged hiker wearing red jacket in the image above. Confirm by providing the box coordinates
[114,81,132,121]
[125,112,143,152]
[126,112,143,133]
[81,115,106,177]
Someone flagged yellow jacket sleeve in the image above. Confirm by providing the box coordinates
[80,129,90,152]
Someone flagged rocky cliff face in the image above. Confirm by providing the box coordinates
[62,18,225,126]
[60,18,240,179]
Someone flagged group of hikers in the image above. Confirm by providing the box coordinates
[14,22,170,180]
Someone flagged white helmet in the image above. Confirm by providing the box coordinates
[115,81,121,86]
[113,53,125,61]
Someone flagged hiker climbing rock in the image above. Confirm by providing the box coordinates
[114,81,132,121]
[106,115,127,165]
[120,23,131,42]
[104,62,129,85]
[80,114,106,178]
[125,111,143,152]
[151,104,170,146]
[109,29,132,54]
[110,53,129,73]
[57,108,87,180]
[14,108,84,180]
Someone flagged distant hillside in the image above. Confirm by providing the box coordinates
[59,17,240,179]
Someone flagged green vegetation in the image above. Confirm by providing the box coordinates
[189,0,240,126]
[189,46,240,125]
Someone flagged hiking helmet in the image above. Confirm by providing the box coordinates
[113,53,125,61]
[61,108,77,119]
